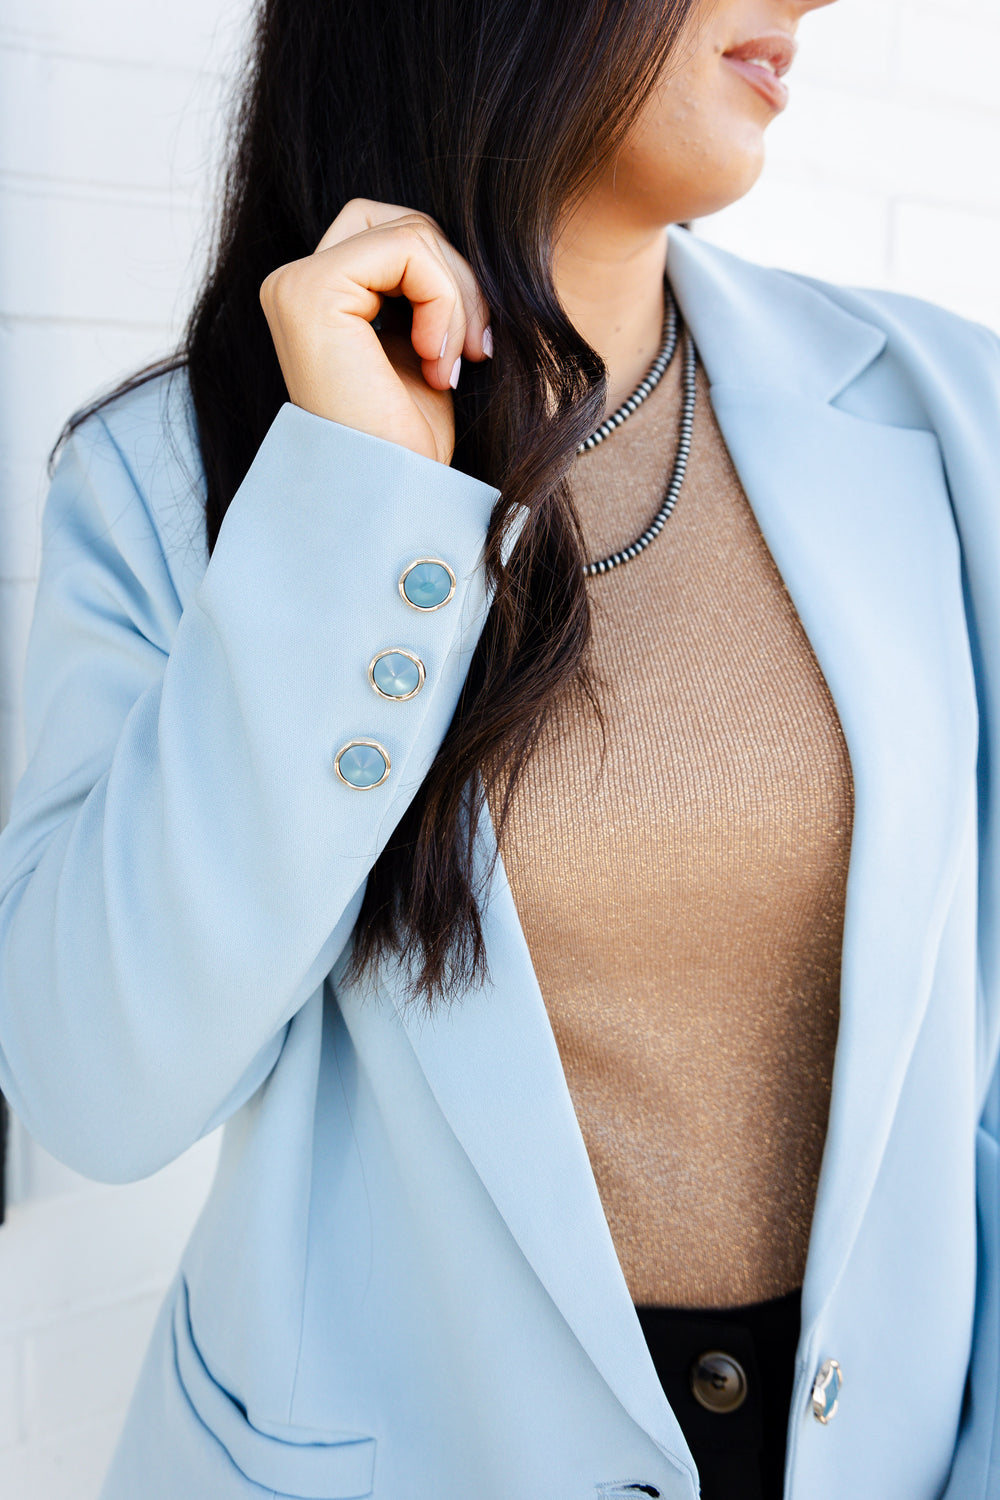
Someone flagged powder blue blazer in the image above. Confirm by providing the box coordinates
[1,223,999,1500]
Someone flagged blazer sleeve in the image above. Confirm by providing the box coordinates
[0,387,505,1184]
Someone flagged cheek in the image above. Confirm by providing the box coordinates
[625,67,768,202]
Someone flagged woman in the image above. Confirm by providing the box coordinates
[0,0,998,1495]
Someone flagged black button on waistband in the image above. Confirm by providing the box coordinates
[690,1349,749,1413]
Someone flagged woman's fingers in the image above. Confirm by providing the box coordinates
[435,238,493,367]
[316,199,492,373]
[259,197,493,463]
[319,223,461,389]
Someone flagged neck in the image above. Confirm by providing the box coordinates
[551,215,672,417]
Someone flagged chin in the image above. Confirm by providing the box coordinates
[680,149,766,221]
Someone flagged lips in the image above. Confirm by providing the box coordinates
[722,31,796,111]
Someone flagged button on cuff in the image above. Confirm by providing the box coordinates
[369,649,425,700]
[334,739,391,788]
[399,558,456,611]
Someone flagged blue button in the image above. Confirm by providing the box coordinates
[370,650,424,699]
[335,740,390,788]
[399,559,455,611]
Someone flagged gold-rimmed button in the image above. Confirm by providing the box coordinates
[398,558,456,611]
[334,739,391,789]
[368,649,425,700]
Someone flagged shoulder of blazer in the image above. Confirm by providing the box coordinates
[778,263,1000,414]
[57,367,216,618]
[783,267,1000,440]
[74,364,203,510]
[788,265,999,349]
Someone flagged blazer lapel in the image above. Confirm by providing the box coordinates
[393,224,979,1454]
[666,226,979,1331]
[394,812,697,1474]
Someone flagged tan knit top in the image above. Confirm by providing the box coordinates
[486,339,854,1310]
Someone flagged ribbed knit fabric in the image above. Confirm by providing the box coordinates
[486,336,854,1308]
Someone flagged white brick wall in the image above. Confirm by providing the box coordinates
[1,1,998,1496]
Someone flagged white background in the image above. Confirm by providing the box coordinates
[1,0,998,1494]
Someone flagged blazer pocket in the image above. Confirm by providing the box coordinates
[173,1276,376,1499]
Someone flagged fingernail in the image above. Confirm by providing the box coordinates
[482,325,494,359]
[439,331,449,359]
[449,357,461,389]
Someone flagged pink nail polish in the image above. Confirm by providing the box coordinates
[439,331,449,359]
[482,325,494,359]
[449,357,461,389]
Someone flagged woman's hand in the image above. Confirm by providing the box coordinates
[260,198,493,466]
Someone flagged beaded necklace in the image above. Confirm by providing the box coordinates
[579,278,697,578]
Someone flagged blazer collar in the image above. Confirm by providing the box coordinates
[665,221,886,401]
[390,223,978,1468]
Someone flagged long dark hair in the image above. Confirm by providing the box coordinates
[56,0,697,1005]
